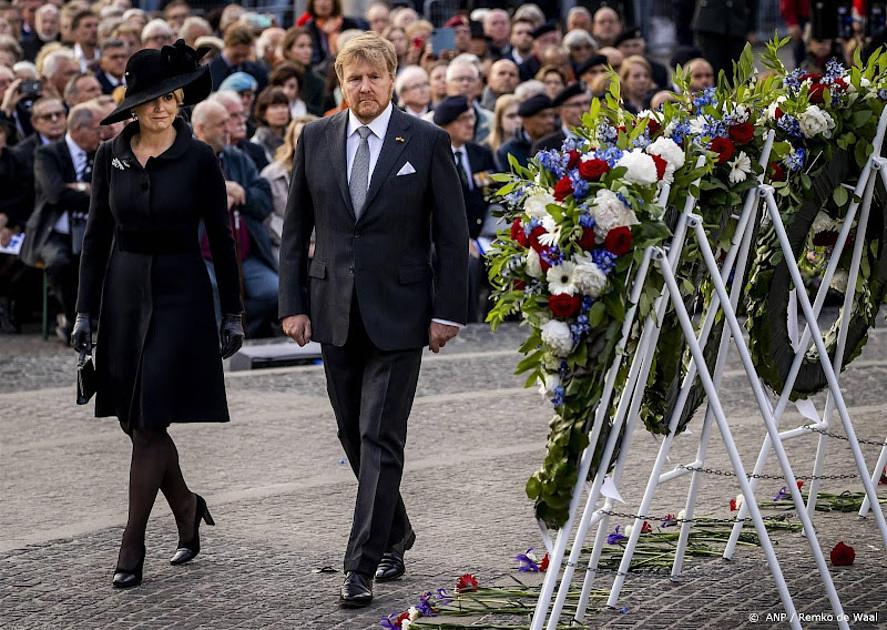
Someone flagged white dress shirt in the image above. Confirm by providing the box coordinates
[74,43,100,73]
[344,102,462,330]
[52,134,88,234]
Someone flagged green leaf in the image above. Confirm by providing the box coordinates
[833,186,849,207]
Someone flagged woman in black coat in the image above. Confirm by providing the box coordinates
[72,41,245,588]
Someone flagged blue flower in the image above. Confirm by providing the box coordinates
[785,146,806,172]
[783,67,806,93]
[822,59,845,84]
[597,122,618,144]
[435,588,453,606]
[516,549,543,572]
[540,246,564,267]
[631,129,652,149]
[416,592,436,617]
[773,485,790,501]
[596,146,624,167]
[592,249,617,274]
[618,606,630,614]
[579,212,596,229]
[692,86,717,113]
[569,170,590,200]
[537,149,569,178]
[380,615,400,629]
[776,114,802,138]
[701,117,727,140]
[669,121,691,145]
[879,88,887,101]
[607,525,627,545]
[581,296,594,312]
[615,192,631,208]
[561,136,581,152]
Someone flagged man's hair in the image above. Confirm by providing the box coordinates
[31,96,63,116]
[394,65,427,96]
[71,9,96,32]
[334,32,397,82]
[101,38,126,53]
[0,35,23,62]
[511,17,535,33]
[64,72,94,102]
[41,48,75,78]
[141,18,173,43]
[445,57,479,83]
[564,29,595,50]
[191,99,226,129]
[36,4,59,19]
[223,23,254,48]
[67,102,96,131]
[209,90,241,110]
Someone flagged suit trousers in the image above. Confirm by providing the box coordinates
[41,231,78,325]
[321,295,422,576]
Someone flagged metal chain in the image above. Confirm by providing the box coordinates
[599,508,767,524]
[676,464,859,480]
[802,424,887,447]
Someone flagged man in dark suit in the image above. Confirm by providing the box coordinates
[533,82,592,154]
[433,96,499,322]
[21,102,100,340]
[279,32,468,608]
[94,39,128,95]
[208,23,268,93]
[692,0,758,78]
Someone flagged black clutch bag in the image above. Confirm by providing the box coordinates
[76,350,96,405]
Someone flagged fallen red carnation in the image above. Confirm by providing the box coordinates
[579,158,609,181]
[511,218,528,247]
[729,498,737,511]
[830,541,855,566]
[395,611,410,625]
[567,149,581,170]
[549,293,582,319]
[728,122,755,145]
[710,137,736,164]
[604,226,633,256]
[553,176,573,201]
[641,520,652,534]
[539,553,550,572]
[650,153,668,180]
[796,479,805,490]
[455,573,479,592]
[578,226,597,250]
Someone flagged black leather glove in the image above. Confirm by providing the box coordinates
[220,313,244,359]
[71,312,92,353]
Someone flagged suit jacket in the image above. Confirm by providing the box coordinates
[532,129,568,155]
[21,139,90,266]
[496,129,533,171]
[279,106,469,350]
[219,145,276,271]
[692,0,758,37]
[457,143,498,240]
[208,55,269,92]
[95,70,123,95]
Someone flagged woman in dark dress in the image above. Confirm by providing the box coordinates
[72,41,245,588]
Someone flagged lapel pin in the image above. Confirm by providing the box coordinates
[395,136,405,143]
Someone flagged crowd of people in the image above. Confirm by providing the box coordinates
[0,0,868,341]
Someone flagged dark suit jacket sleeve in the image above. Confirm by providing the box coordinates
[76,142,113,315]
[34,144,90,211]
[202,146,244,316]
[278,124,314,319]
[428,129,469,324]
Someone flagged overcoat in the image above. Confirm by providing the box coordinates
[76,117,242,431]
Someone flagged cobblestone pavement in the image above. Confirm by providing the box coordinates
[1,321,886,629]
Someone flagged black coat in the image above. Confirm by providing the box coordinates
[20,138,90,266]
[279,106,469,350]
[532,129,568,155]
[458,143,498,240]
[76,118,242,430]
[496,129,533,171]
[0,148,31,229]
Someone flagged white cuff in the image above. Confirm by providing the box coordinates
[432,318,464,329]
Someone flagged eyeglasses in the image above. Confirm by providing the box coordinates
[403,82,430,91]
[36,111,65,121]
[147,34,173,43]
[504,112,520,118]
[451,76,475,83]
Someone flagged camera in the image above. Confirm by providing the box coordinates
[18,79,42,100]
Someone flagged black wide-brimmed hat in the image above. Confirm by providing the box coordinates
[101,39,211,125]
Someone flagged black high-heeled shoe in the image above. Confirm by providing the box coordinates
[169,494,215,565]
[112,544,145,588]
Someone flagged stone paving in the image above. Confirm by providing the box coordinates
[1,321,886,629]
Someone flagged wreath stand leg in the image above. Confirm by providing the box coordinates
[529,246,656,630]
[602,135,776,609]
[533,173,702,630]
[859,439,887,516]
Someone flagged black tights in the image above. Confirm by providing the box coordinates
[117,428,195,569]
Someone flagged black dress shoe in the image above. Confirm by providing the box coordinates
[340,571,373,608]
[170,494,215,565]
[112,545,145,589]
[375,550,405,582]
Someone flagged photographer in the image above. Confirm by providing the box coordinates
[0,63,42,144]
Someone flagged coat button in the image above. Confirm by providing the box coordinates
[348,265,354,273]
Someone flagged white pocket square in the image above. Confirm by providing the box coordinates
[396,162,416,176]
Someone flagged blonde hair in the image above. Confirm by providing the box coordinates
[274,114,318,171]
[618,54,651,83]
[488,94,520,152]
[334,32,397,82]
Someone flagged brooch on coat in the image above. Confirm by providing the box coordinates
[395,136,405,143]
[111,157,130,171]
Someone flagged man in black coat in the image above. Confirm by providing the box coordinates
[279,33,468,608]
[94,39,128,96]
[208,23,268,93]
[533,82,592,154]
[434,96,499,322]
[21,102,101,340]
[692,0,758,78]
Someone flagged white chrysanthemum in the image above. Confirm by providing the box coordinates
[541,320,574,357]
[524,190,556,219]
[538,373,561,399]
[572,254,608,297]
[408,606,421,622]
[615,149,658,185]
[689,114,707,135]
[646,136,686,172]
[732,104,750,123]
[766,96,787,120]
[797,104,835,139]
[812,210,839,233]
[526,248,543,278]
[547,261,578,295]
[727,151,752,184]
[538,214,560,247]
[591,189,639,238]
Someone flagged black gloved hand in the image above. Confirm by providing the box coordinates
[220,313,244,359]
[71,312,92,353]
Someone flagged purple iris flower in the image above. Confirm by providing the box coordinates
[607,525,627,545]
[515,548,542,572]
[773,485,790,501]
[435,588,453,606]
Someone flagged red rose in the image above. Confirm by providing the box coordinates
[553,176,573,201]
[647,117,661,135]
[513,278,526,290]
[812,231,839,247]
[604,226,633,256]
[796,479,804,490]
[800,72,822,82]
[768,161,786,182]
[641,520,652,534]
[567,149,581,170]
[529,225,547,252]
[511,218,528,247]
[539,552,550,572]
[549,293,582,319]
[650,153,668,180]
[455,573,479,592]
[578,227,597,250]
[809,81,825,104]
[774,106,784,120]
[830,541,855,566]
[833,77,848,92]
[728,122,754,145]
[579,158,609,181]
[710,137,735,164]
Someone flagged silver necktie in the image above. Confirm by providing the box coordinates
[349,126,372,217]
